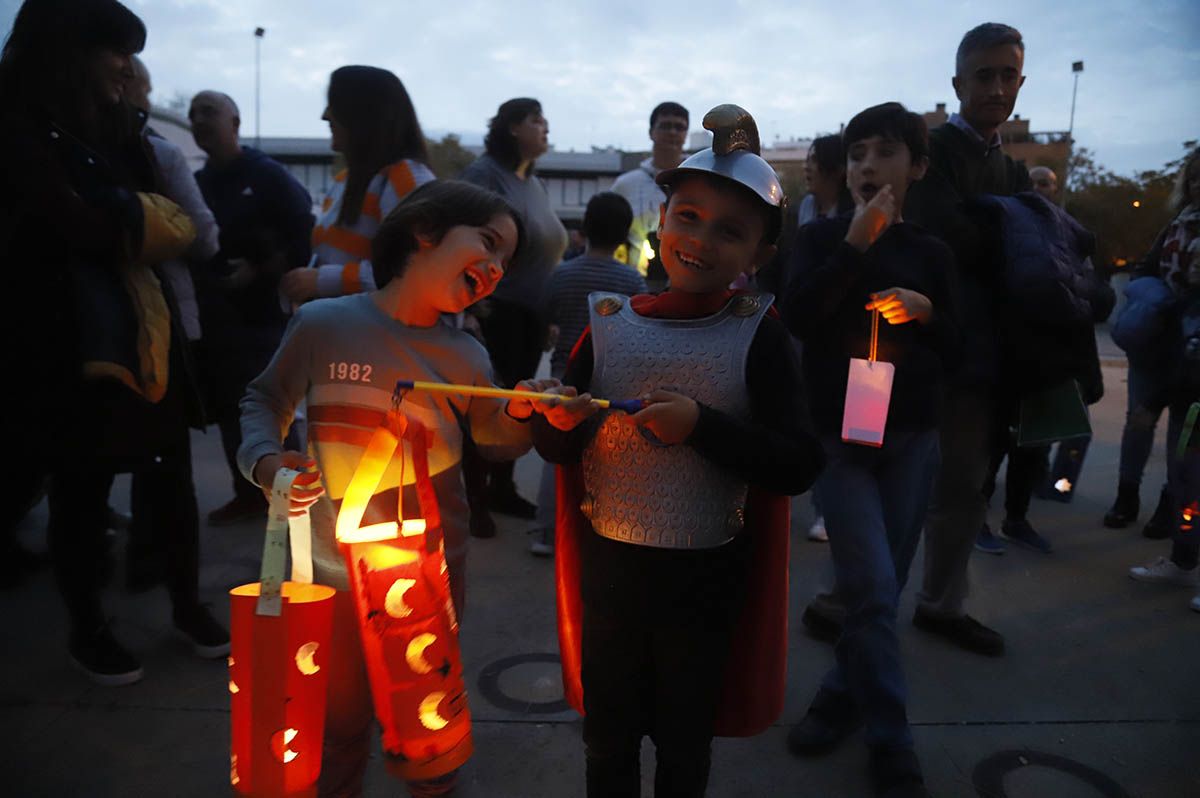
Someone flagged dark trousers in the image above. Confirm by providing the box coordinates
[49,425,200,633]
[474,298,545,494]
[217,407,266,504]
[580,533,747,798]
[919,387,997,617]
[983,434,1050,522]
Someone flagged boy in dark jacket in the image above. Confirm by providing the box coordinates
[783,102,961,798]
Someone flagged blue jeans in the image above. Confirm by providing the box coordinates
[817,428,940,750]
[1119,361,1182,489]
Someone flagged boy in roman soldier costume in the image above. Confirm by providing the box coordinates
[528,105,825,797]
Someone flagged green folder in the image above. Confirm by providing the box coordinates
[1017,380,1092,447]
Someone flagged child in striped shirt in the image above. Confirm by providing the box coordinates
[240,180,550,796]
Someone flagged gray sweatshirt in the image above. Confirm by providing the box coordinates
[238,292,531,587]
[459,154,567,310]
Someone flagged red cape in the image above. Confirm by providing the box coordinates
[555,289,791,737]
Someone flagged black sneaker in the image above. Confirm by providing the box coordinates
[801,604,843,644]
[1103,480,1140,528]
[174,604,230,658]
[1142,488,1175,540]
[785,688,863,757]
[488,487,537,519]
[869,746,930,798]
[469,510,497,538]
[69,623,143,687]
[912,607,1004,657]
[1000,518,1052,554]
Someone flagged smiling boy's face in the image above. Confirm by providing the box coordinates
[411,213,518,314]
[845,135,927,212]
[657,176,776,293]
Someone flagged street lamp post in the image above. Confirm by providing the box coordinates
[253,26,265,147]
[1063,60,1084,200]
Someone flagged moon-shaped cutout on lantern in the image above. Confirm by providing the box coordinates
[419,691,449,731]
[295,641,321,676]
[231,754,239,786]
[227,655,239,694]
[384,578,418,618]
[405,633,437,675]
[271,727,300,764]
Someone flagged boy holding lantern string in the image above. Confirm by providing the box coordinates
[237,180,565,797]
[525,105,825,796]
[781,103,962,798]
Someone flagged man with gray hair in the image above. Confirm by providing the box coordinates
[189,89,313,527]
[904,22,1032,657]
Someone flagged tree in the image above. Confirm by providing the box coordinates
[1063,142,1195,274]
[426,133,476,179]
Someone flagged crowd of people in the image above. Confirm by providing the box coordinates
[2,0,1198,796]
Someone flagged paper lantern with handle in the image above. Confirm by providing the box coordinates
[842,309,894,447]
[230,469,335,797]
[336,406,472,781]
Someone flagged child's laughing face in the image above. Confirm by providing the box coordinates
[657,177,776,294]
[415,213,518,313]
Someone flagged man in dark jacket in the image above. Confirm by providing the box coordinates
[189,90,313,526]
[904,22,1031,657]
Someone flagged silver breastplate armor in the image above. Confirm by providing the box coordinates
[581,291,773,549]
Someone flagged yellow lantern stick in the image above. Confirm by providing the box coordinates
[394,380,644,414]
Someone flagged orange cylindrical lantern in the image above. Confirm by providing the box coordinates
[230,470,335,797]
[336,410,472,781]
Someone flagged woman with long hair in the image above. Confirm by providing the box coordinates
[460,98,567,524]
[1122,149,1200,610]
[0,0,225,682]
[280,65,435,303]
[1107,149,1200,535]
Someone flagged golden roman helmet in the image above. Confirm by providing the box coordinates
[655,104,786,241]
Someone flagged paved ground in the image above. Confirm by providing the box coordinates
[2,329,1197,797]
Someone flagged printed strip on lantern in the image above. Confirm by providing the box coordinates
[257,467,302,617]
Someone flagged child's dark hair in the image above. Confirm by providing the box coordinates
[843,102,929,164]
[582,191,633,250]
[371,180,525,287]
[956,22,1024,75]
[484,97,541,171]
[649,101,689,130]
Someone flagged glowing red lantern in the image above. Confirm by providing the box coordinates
[230,470,335,797]
[335,409,473,781]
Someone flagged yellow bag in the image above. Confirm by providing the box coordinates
[136,192,196,265]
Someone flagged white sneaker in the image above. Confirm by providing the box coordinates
[1129,556,1200,587]
[1190,594,1200,613]
[807,516,828,542]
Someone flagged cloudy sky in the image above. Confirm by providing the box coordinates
[3,0,1197,175]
